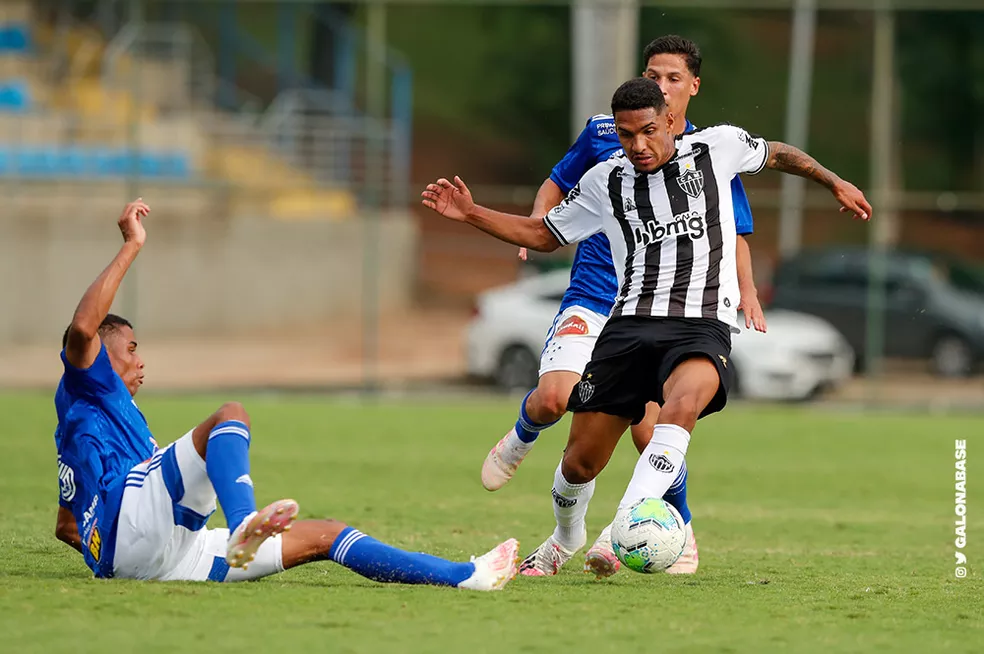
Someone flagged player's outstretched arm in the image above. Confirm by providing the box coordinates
[64,199,150,369]
[422,176,562,252]
[765,142,872,221]
[518,178,567,260]
[55,506,82,553]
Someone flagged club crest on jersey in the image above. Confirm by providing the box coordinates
[677,168,704,199]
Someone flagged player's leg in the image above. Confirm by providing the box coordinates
[482,306,604,491]
[585,399,698,577]
[519,410,630,576]
[186,402,299,568]
[190,520,519,591]
[618,356,724,512]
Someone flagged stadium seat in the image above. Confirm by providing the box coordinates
[0,144,192,178]
[0,79,29,111]
[0,24,30,52]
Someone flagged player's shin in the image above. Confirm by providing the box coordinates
[619,424,691,510]
[515,388,560,445]
[328,526,476,587]
[206,420,257,534]
[552,460,595,551]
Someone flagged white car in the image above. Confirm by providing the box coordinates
[466,269,855,401]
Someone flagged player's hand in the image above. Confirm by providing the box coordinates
[738,289,767,333]
[421,176,474,222]
[518,247,528,261]
[118,198,150,247]
[832,180,871,221]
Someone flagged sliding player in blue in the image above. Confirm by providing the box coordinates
[54,199,518,589]
[480,35,766,578]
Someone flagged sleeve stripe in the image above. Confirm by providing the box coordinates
[542,214,570,246]
[748,139,770,176]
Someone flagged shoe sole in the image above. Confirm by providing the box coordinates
[227,499,299,569]
[584,551,620,579]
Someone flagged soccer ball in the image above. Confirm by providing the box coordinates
[611,498,687,573]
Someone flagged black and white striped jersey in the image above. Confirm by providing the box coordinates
[543,124,769,328]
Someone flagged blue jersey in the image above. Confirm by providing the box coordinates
[55,345,157,578]
[549,115,755,315]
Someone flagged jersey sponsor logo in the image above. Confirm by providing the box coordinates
[552,488,577,508]
[737,128,760,150]
[563,184,582,207]
[556,316,589,337]
[82,495,99,529]
[87,525,102,562]
[677,167,704,199]
[634,211,706,247]
[58,459,76,502]
[649,453,675,474]
[596,122,616,137]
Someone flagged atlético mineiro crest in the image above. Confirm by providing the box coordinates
[677,167,704,199]
[578,378,595,403]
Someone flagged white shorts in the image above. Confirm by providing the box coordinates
[538,305,609,377]
[113,431,284,582]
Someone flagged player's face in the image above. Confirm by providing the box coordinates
[614,107,676,173]
[643,54,699,134]
[104,326,145,396]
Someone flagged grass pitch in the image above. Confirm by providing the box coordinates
[0,392,981,653]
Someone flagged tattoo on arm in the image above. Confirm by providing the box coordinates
[766,142,840,189]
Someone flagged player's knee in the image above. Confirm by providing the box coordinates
[659,394,702,429]
[562,449,601,484]
[536,384,570,421]
[215,401,250,428]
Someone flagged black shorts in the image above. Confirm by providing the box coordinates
[566,316,734,425]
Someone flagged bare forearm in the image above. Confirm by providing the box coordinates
[735,235,756,295]
[56,508,83,553]
[766,142,841,190]
[531,178,566,218]
[466,205,560,252]
[71,242,141,337]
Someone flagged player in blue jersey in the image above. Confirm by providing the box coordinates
[479,36,767,577]
[54,199,519,588]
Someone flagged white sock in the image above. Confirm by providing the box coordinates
[500,428,535,467]
[618,424,691,510]
[550,461,595,551]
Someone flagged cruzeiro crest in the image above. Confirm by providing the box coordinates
[677,167,704,199]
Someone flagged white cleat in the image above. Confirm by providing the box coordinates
[458,538,520,591]
[226,499,299,568]
[665,522,699,575]
[584,532,621,580]
[519,535,577,577]
[481,428,532,491]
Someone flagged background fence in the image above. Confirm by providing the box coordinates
[0,0,982,407]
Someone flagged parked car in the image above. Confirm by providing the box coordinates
[467,269,854,400]
[767,247,984,377]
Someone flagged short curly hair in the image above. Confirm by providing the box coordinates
[611,77,668,114]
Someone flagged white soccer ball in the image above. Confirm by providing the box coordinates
[611,497,687,573]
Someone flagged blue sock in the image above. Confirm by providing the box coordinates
[515,388,560,444]
[206,420,257,534]
[663,463,692,524]
[329,527,476,587]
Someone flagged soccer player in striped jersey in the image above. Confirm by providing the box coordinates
[481,35,765,576]
[422,77,870,577]
[54,199,519,589]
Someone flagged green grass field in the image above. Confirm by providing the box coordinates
[1,392,981,652]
